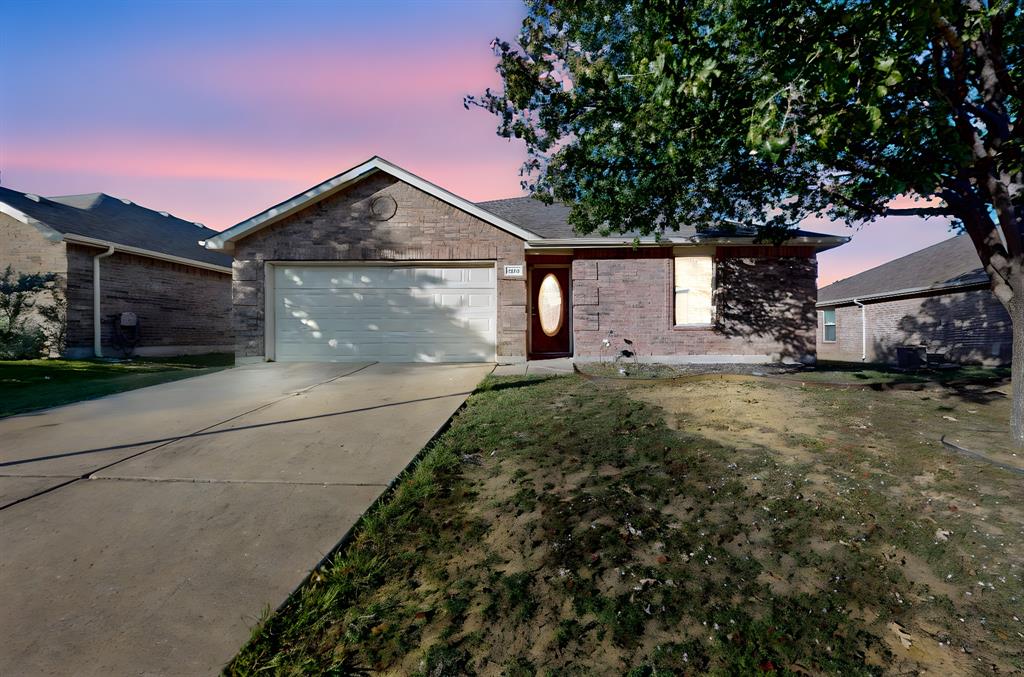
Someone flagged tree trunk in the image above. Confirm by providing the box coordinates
[1011,293,1024,446]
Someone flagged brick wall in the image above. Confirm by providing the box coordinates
[231,173,528,360]
[817,286,1011,366]
[571,250,818,362]
[0,213,67,277]
[66,244,232,354]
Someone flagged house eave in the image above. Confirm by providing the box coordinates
[63,233,232,274]
[524,234,849,250]
[816,279,991,307]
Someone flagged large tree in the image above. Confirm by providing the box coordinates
[468,0,1024,439]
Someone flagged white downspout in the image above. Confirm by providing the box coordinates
[93,246,115,357]
[852,298,866,362]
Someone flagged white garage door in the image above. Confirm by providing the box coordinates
[273,264,496,363]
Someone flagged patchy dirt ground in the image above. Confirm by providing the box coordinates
[637,374,1024,675]
[230,372,1023,676]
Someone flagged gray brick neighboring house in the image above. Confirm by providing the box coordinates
[204,156,847,365]
[0,187,233,358]
[816,234,1011,366]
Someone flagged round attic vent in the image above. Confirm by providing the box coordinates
[369,195,398,221]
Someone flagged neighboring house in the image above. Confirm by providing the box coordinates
[204,156,846,365]
[0,187,233,358]
[816,234,1011,366]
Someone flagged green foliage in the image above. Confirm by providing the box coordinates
[467,1,1021,244]
[0,266,58,359]
[0,325,46,361]
[38,285,68,356]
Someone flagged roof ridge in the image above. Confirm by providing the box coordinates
[48,191,207,229]
[2,186,229,267]
[47,191,108,199]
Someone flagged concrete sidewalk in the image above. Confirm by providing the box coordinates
[0,362,491,675]
[492,357,575,377]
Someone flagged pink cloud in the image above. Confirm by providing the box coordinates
[3,133,527,229]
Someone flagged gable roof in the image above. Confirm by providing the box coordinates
[201,155,847,252]
[0,187,231,270]
[818,234,988,305]
[202,156,540,250]
[477,196,844,246]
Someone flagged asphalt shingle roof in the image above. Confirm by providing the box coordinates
[476,197,584,239]
[818,234,987,304]
[476,196,839,241]
[0,187,231,268]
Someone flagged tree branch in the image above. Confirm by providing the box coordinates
[883,207,956,217]
[941,181,1016,307]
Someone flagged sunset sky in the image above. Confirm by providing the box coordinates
[2,0,959,286]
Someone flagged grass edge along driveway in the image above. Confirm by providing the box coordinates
[227,372,1021,675]
[0,353,234,418]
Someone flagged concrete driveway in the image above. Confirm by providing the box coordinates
[0,361,492,675]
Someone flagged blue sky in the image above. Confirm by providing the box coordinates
[1,0,958,285]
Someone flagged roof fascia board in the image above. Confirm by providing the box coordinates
[525,235,849,250]
[204,157,540,250]
[816,279,990,307]
[63,233,232,274]
[0,202,64,242]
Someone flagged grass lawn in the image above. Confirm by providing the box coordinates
[230,369,1023,675]
[0,353,234,417]
[803,361,1011,387]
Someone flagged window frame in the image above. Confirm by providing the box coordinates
[822,308,837,343]
[673,254,716,328]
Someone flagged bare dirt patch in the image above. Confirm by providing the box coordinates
[635,374,1024,675]
[638,376,825,462]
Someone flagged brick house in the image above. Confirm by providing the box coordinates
[204,157,847,365]
[816,234,1011,366]
[0,187,233,358]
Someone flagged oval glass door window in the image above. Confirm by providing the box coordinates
[538,273,564,336]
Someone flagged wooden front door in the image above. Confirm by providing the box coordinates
[529,265,571,358]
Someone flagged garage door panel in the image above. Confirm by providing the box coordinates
[274,265,497,363]
[277,266,494,290]
[280,289,495,308]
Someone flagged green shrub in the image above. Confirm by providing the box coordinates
[0,323,46,359]
[0,265,58,359]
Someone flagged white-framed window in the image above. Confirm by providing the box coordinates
[822,308,837,342]
[674,256,715,326]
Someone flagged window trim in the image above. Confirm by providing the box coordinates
[673,255,716,328]
[537,272,565,337]
[822,308,837,343]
